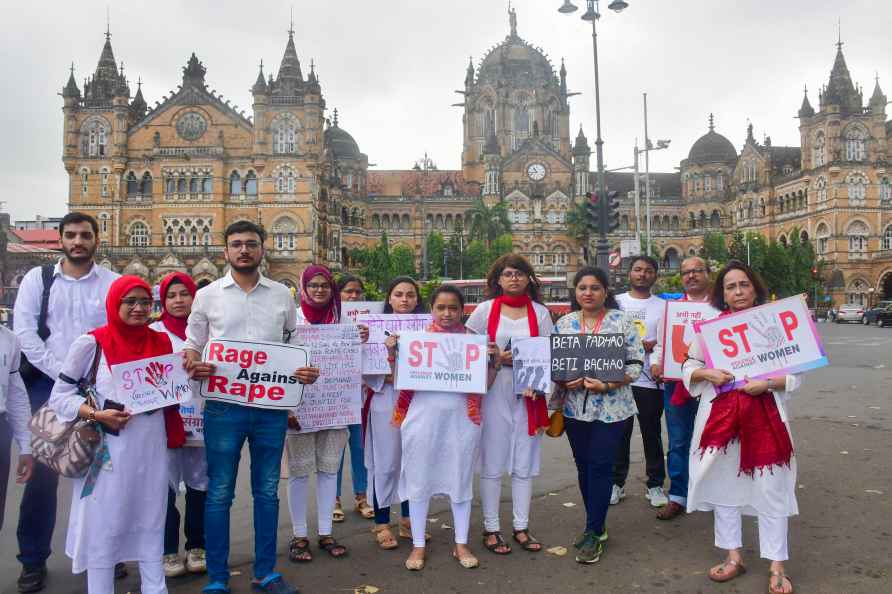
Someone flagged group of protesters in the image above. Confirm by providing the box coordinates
[0,212,797,594]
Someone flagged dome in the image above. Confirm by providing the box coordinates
[687,130,738,165]
[477,35,556,87]
[324,124,361,160]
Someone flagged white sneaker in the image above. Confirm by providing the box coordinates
[609,485,625,505]
[185,548,207,574]
[646,486,669,508]
[163,554,187,578]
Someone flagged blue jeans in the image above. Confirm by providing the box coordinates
[663,382,698,505]
[203,401,288,585]
[17,374,59,568]
[565,417,625,535]
[336,424,368,497]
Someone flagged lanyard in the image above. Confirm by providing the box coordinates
[580,310,606,335]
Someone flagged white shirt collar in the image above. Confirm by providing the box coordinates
[221,270,271,292]
[53,258,99,282]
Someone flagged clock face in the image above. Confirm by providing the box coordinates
[527,162,546,181]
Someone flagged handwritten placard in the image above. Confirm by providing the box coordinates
[200,339,308,410]
[512,337,551,395]
[394,331,488,394]
[341,301,384,324]
[111,353,193,414]
[357,313,433,374]
[660,301,720,381]
[291,324,362,431]
[550,334,626,382]
[179,397,204,445]
[694,294,828,393]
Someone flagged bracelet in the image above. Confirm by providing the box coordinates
[87,408,97,422]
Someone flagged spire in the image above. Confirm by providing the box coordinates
[252,59,268,94]
[182,53,207,88]
[508,1,518,38]
[821,36,862,113]
[465,56,475,87]
[62,62,81,99]
[573,125,590,156]
[560,58,567,96]
[798,85,815,118]
[870,73,887,113]
[114,61,129,97]
[332,108,339,128]
[746,120,755,144]
[308,58,317,84]
[130,78,147,116]
[275,25,303,92]
[708,112,715,132]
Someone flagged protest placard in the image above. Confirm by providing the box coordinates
[110,353,193,414]
[200,339,308,410]
[179,399,204,445]
[291,324,363,431]
[550,333,626,382]
[394,331,488,394]
[340,301,384,324]
[660,301,721,381]
[357,313,433,374]
[512,337,551,395]
[694,294,828,392]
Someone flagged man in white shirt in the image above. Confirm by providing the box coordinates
[12,212,118,593]
[184,220,318,594]
[0,327,34,531]
[614,256,668,508]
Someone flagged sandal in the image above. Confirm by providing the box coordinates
[482,531,512,555]
[708,558,746,582]
[288,537,312,563]
[769,571,794,594]
[318,535,348,558]
[372,524,399,550]
[355,494,375,519]
[332,498,345,523]
[399,519,430,541]
[405,550,425,571]
[453,549,479,569]
[512,529,542,552]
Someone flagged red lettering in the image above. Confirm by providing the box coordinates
[248,384,264,402]
[779,311,798,341]
[255,351,267,365]
[465,344,480,369]
[267,386,284,400]
[224,349,238,363]
[230,381,246,396]
[732,323,751,354]
[670,325,688,364]
[208,342,223,361]
[408,340,422,367]
[207,375,228,393]
[719,328,738,358]
[423,341,438,367]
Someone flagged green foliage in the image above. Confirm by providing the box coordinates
[701,231,729,264]
[464,240,490,278]
[466,199,511,248]
[390,244,417,279]
[419,279,442,305]
[425,232,445,278]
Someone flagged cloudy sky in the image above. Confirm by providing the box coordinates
[3,0,890,221]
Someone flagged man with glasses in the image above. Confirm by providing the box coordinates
[184,220,319,594]
[13,212,118,592]
[651,256,712,520]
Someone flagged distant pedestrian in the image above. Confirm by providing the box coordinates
[0,327,34,531]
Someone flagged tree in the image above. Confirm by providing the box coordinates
[464,239,490,278]
[445,233,464,279]
[425,232,445,278]
[489,233,513,262]
[566,202,592,263]
[466,199,511,248]
[390,244,416,279]
[701,231,729,264]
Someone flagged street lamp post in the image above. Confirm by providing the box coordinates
[559,0,629,271]
[632,133,670,254]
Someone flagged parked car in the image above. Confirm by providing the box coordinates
[835,304,865,323]
[876,304,892,327]
[864,300,892,325]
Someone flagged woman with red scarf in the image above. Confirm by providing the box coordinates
[465,254,554,555]
[682,261,798,594]
[285,265,350,562]
[49,275,174,594]
[149,273,207,578]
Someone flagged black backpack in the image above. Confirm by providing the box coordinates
[19,264,56,386]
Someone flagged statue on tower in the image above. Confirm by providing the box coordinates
[509,3,518,37]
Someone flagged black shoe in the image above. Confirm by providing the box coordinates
[115,562,128,579]
[17,565,47,593]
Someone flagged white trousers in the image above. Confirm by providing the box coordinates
[86,562,166,594]
[713,505,789,561]
[480,475,532,533]
[409,497,471,548]
[288,472,339,538]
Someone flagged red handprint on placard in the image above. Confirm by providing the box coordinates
[145,361,172,396]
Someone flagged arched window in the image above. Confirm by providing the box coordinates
[272,216,301,250]
[80,169,89,195]
[229,171,242,196]
[689,212,696,229]
[435,214,444,229]
[847,220,869,257]
[402,214,411,229]
[814,176,828,203]
[881,177,891,203]
[710,210,721,227]
[530,246,545,266]
[816,222,830,255]
[779,234,788,247]
[126,172,139,197]
[178,176,187,194]
[140,173,152,197]
[759,198,766,217]
[98,212,110,234]
[844,126,867,162]
[514,101,530,135]
[663,247,680,270]
[273,113,299,154]
[778,196,785,213]
[704,174,713,192]
[813,131,825,167]
[847,173,868,206]
[884,225,892,250]
[128,221,149,246]
[100,168,110,197]
[671,216,679,230]
[81,117,109,157]
[716,172,724,191]
[847,279,869,306]
[372,214,380,229]
[694,175,701,193]
[746,201,753,220]
[203,176,212,194]
[190,177,199,194]
[620,215,629,230]
[275,166,296,194]
[245,171,257,196]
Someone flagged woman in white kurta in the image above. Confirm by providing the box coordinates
[49,275,171,594]
[682,262,797,594]
[465,254,554,555]
[365,276,426,549]
[397,285,500,571]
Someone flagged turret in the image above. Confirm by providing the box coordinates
[130,79,147,118]
[573,126,590,197]
[869,75,887,115]
[798,86,815,118]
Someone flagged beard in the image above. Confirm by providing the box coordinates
[63,243,96,264]
[229,259,261,274]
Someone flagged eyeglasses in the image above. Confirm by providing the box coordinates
[306,283,331,291]
[228,240,261,250]
[682,268,707,276]
[121,298,153,309]
[500,271,528,280]
[63,231,95,240]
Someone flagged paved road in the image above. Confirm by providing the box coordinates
[2,321,891,593]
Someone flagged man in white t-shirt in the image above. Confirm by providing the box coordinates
[614,256,668,508]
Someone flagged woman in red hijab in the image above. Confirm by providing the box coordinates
[48,275,173,594]
[150,272,208,578]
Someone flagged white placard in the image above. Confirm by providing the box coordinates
[659,301,721,381]
[340,301,385,324]
[110,353,193,414]
[511,337,551,395]
[200,339,308,409]
[356,313,433,374]
[695,295,828,392]
[291,324,362,431]
[179,398,204,445]
[394,331,488,394]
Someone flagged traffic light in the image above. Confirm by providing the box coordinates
[584,191,600,232]
[606,190,620,233]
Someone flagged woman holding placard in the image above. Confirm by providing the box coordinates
[366,276,426,550]
[552,266,644,564]
[465,254,554,556]
[49,275,175,594]
[395,285,501,570]
[683,261,798,594]
[149,272,208,577]
[285,265,350,562]
[334,274,375,522]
